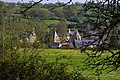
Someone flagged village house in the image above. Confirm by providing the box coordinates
[18,28,99,48]
[17,28,37,47]
[49,29,99,48]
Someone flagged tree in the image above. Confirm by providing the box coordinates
[26,7,50,19]
[64,5,77,19]
[20,0,72,14]
[83,0,120,76]
[55,21,67,42]
[52,8,64,20]
[0,1,8,24]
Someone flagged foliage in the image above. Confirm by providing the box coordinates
[26,8,50,19]
[83,0,120,77]
[51,8,65,19]
[40,49,120,80]
[55,21,67,42]
[3,0,120,79]
[63,5,78,21]
[0,1,91,80]
[0,35,90,80]
[0,0,90,33]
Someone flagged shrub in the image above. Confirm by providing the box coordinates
[0,31,91,80]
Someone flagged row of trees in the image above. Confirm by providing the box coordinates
[20,2,84,21]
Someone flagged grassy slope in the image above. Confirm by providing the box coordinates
[40,20,60,26]
[27,19,77,27]
[40,20,77,26]
[39,49,120,80]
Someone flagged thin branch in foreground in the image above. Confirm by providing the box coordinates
[50,0,72,10]
[20,0,72,14]
[20,0,43,14]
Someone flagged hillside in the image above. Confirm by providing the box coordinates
[0,1,95,48]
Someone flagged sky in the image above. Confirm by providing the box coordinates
[2,0,86,3]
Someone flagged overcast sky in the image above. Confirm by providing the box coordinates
[2,0,86,3]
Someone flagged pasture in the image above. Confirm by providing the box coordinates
[38,49,120,80]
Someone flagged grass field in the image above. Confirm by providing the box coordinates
[37,49,120,80]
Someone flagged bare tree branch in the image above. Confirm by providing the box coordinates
[20,0,72,14]
[83,0,120,75]
[20,0,43,14]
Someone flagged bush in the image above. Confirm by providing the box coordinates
[0,33,91,80]
[0,49,91,80]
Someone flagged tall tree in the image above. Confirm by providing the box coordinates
[52,8,64,20]
[55,21,67,42]
[64,5,77,19]
[26,8,50,19]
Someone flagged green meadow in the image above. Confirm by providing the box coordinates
[36,49,120,80]
[13,48,120,80]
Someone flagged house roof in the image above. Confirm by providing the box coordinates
[48,42,62,48]
[82,40,94,43]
